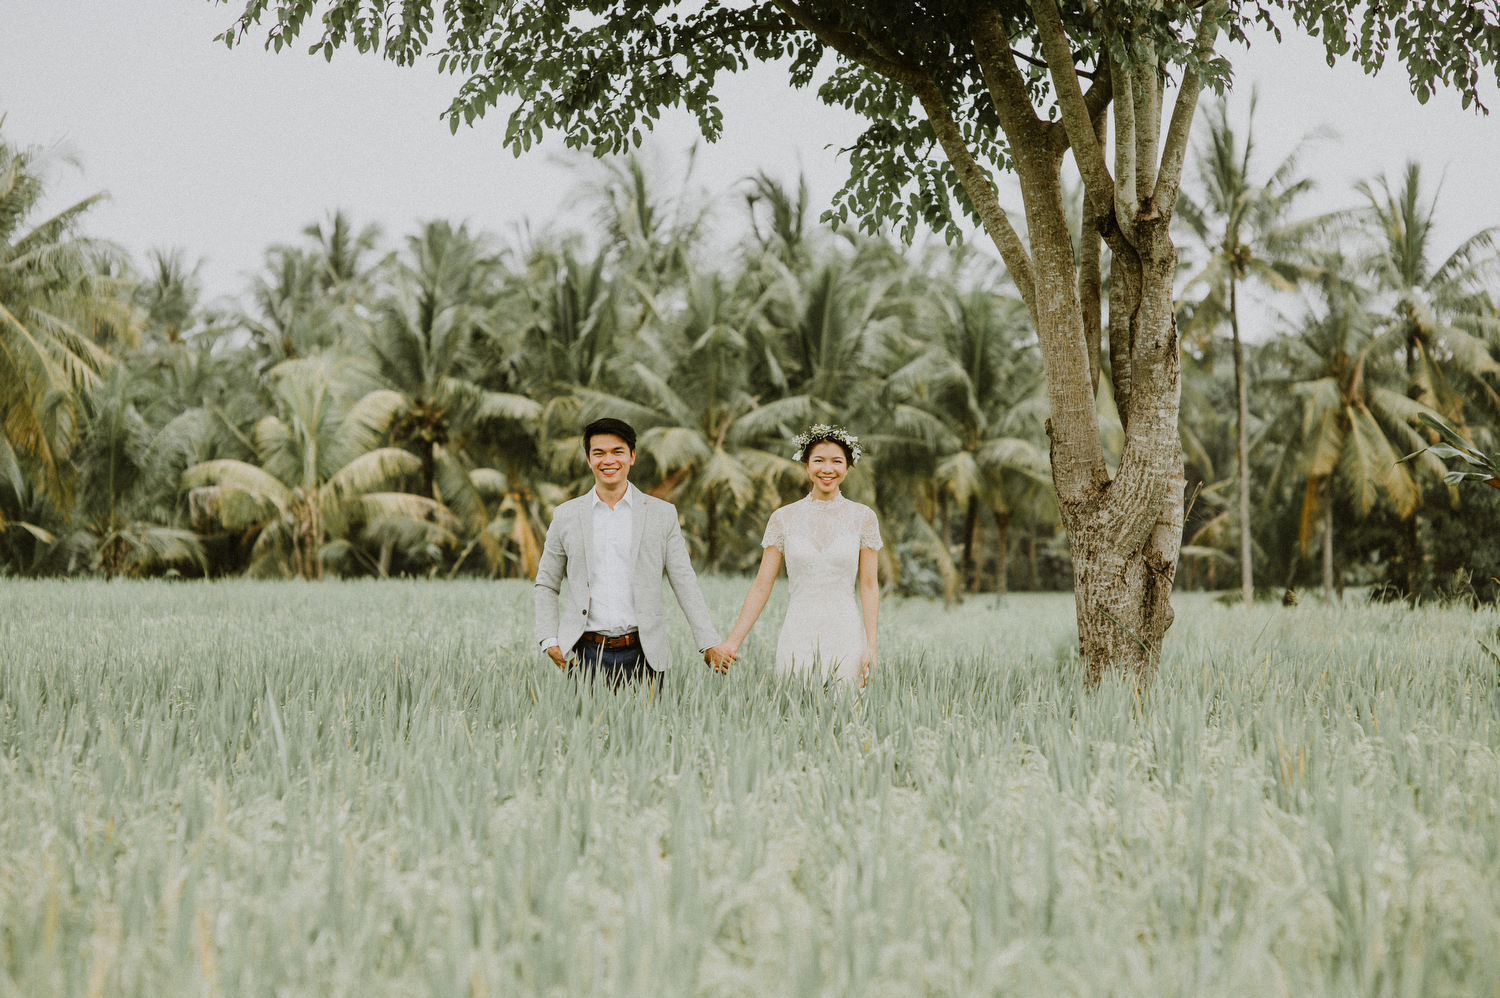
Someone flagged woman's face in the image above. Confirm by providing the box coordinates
[805,441,850,493]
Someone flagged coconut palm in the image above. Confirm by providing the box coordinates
[585,153,708,291]
[69,366,204,579]
[734,250,903,444]
[0,436,60,575]
[367,220,542,499]
[881,283,1052,595]
[1351,163,1500,594]
[244,246,350,365]
[1177,95,1330,605]
[431,446,567,579]
[0,135,133,505]
[1358,161,1500,426]
[303,210,383,305]
[1261,256,1444,601]
[182,355,453,578]
[135,248,203,345]
[582,269,802,570]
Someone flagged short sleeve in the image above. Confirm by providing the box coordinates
[859,507,883,551]
[762,508,785,551]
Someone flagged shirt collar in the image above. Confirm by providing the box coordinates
[592,483,637,509]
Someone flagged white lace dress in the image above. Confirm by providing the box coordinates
[761,493,883,683]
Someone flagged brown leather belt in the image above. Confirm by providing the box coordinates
[581,631,638,649]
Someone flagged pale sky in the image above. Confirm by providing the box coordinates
[4,1,1498,344]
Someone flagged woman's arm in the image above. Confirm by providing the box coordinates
[724,545,783,655]
[857,547,880,686]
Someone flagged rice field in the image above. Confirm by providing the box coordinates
[0,578,1497,997]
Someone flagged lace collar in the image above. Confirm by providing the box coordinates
[804,491,845,507]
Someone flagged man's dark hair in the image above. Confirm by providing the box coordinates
[583,417,637,453]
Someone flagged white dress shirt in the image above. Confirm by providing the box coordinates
[541,484,639,649]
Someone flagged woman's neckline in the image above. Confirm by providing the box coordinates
[806,491,844,505]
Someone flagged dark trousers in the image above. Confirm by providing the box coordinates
[571,637,662,690]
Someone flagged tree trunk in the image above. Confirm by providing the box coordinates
[1051,212,1186,684]
[419,439,436,500]
[377,538,393,579]
[1405,514,1422,597]
[1230,278,1254,607]
[962,496,981,592]
[1322,494,1335,604]
[996,514,1010,596]
[927,3,1215,683]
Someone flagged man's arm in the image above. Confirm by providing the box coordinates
[534,507,568,666]
[662,511,721,653]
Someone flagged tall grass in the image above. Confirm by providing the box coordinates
[0,579,1497,997]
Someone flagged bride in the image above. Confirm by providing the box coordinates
[720,425,882,686]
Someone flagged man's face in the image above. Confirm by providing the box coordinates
[587,434,635,488]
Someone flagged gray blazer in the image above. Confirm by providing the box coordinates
[534,489,720,670]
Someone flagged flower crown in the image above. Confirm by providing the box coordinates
[792,424,861,465]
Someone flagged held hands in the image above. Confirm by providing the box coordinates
[704,642,737,674]
[859,644,876,689]
[545,645,568,670]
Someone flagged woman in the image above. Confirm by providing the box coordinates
[721,425,882,686]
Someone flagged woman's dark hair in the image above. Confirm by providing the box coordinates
[801,434,853,465]
[583,417,637,453]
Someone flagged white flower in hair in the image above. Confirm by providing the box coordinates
[792,424,861,465]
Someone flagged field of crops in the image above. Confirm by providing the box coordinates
[1,579,1498,997]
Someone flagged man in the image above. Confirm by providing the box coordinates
[535,417,735,686]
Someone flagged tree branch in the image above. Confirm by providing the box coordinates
[770,0,921,86]
[1131,50,1161,204]
[1081,111,1106,397]
[1010,44,1099,80]
[1109,54,1139,243]
[966,3,1045,141]
[1082,63,1113,123]
[910,79,1038,312]
[1029,0,1113,216]
[1153,6,1221,217]
[775,0,1035,309]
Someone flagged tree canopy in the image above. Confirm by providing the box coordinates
[219,1,1500,245]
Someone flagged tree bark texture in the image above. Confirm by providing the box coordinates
[1230,279,1254,606]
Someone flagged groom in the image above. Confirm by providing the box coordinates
[535,417,734,685]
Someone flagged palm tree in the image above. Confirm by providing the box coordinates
[367,220,541,499]
[1356,162,1500,594]
[1177,95,1330,605]
[244,246,349,365]
[734,249,903,442]
[882,282,1052,596]
[582,269,802,570]
[70,366,204,579]
[0,436,60,575]
[585,153,709,291]
[433,447,567,579]
[135,248,203,345]
[1358,161,1500,425]
[303,210,383,305]
[182,356,450,578]
[1261,256,1443,601]
[0,134,133,505]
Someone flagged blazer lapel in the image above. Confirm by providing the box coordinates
[629,489,646,567]
[579,496,594,579]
